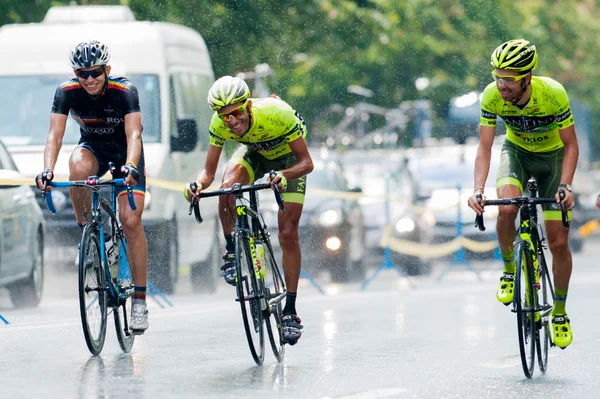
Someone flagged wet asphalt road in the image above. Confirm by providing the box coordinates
[2,242,600,398]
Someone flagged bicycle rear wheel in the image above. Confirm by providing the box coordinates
[78,226,108,355]
[113,233,135,353]
[514,242,537,378]
[537,248,553,374]
[236,236,265,365]
[263,238,286,362]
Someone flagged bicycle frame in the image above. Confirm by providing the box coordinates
[234,189,287,308]
[44,176,137,299]
[475,177,568,377]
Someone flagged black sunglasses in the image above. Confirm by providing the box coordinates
[76,67,105,80]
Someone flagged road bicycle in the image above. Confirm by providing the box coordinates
[42,164,138,355]
[475,177,569,378]
[189,173,287,365]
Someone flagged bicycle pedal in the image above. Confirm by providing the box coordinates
[130,329,145,336]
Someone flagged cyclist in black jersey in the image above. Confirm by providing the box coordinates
[35,40,149,333]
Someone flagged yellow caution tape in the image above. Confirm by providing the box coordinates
[578,219,600,238]
[378,226,498,258]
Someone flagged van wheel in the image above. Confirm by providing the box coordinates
[147,220,179,295]
[191,218,220,293]
[9,229,44,308]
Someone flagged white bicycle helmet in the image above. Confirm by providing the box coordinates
[69,40,111,69]
[207,76,251,111]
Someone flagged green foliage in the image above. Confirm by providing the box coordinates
[2,0,600,144]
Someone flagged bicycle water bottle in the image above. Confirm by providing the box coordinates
[104,234,119,279]
[255,241,267,278]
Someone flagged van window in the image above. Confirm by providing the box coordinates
[0,74,160,146]
[170,73,213,150]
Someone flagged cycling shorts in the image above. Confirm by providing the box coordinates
[77,140,146,197]
[229,145,306,204]
[497,140,570,220]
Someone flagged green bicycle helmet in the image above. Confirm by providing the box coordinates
[207,76,251,111]
[491,39,538,72]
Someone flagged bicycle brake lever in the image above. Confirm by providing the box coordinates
[188,182,203,223]
[474,193,485,231]
[188,182,197,216]
[558,189,569,229]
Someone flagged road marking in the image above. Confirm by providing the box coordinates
[324,387,410,399]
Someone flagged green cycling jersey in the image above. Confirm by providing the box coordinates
[209,97,307,160]
[480,76,574,153]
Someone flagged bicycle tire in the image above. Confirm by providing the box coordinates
[514,241,537,378]
[263,237,286,362]
[236,235,265,365]
[113,232,135,353]
[78,226,108,355]
[537,246,553,374]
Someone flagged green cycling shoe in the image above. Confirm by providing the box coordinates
[552,314,573,349]
[496,272,515,306]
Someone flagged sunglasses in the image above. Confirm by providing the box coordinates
[76,67,105,80]
[491,71,530,85]
[218,101,249,122]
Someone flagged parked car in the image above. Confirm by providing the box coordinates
[0,139,45,308]
[409,143,500,260]
[260,155,366,283]
[340,149,430,275]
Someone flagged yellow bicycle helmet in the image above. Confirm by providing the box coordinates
[491,39,538,72]
[207,76,251,111]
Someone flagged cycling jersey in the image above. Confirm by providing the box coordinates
[480,76,574,152]
[51,76,146,192]
[52,77,140,149]
[208,97,307,160]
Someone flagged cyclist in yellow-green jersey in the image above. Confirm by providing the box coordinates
[467,39,579,349]
[185,76,314,346]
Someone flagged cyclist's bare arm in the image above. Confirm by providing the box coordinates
[277,137,314,180]
[469,125,495,214]
[188,144,223,198]
[123,112,143,167]
[557,124,579,209]
[40,113,68,187]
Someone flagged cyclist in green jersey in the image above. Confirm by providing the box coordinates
[185,76,314,345]
[467,39,579,349]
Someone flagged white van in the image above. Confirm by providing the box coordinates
[0,5,222,293]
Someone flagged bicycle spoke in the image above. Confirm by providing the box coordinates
[236,238,265,365]
[78,228,107,355]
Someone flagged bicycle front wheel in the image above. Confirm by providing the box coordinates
[78,226,108,355]
[114,233,135,353]
[236,237,265,365]
[537,248,553,374]
[514,242,537,378]
[263,238,286,362]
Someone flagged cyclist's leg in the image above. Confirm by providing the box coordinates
[495,142,527,305]
[218,146,255,285]
[115,151,149,332]
[257,152,306,344]
[536,148,573,348]
[69,142,101,226]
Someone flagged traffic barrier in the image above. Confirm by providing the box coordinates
[0,314,8,325]
[361,173,415,290]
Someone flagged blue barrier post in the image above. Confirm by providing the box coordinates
[361,173,414,290]
[437,184,482,281]
[119,244,173,308]
[0,314,9,325]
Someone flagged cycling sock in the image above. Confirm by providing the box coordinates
[553,288,568,315]
[501,250,516,274]
[225,234,235,252]
[134,286,147,302]
[283,292,297,315]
